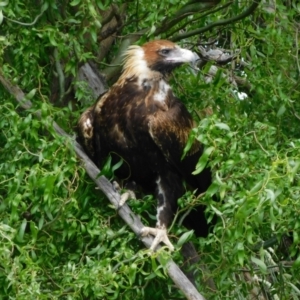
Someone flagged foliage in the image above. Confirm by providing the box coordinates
[0,0,300,299]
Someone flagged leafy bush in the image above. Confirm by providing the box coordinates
[0,0,299,299]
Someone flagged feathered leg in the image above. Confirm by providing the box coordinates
[141,174,183,251]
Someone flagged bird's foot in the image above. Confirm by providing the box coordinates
[140,226,174,251]
[113,181,136,208]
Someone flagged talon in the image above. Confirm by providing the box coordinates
[113,181,121,192]
[119,190,136,207]
[112,181,136,209]
[141,226,174,251]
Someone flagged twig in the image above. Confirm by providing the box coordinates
[0,71,207,300]
[4,4,47,26]
[295,27,300,75]
[53,48,65,103]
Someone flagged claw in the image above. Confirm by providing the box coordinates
[119,190,136,207]
[113,181,136,209]
[113,181,121,192]
[141,226,174,251]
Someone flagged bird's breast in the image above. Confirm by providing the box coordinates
[140,79,172,112]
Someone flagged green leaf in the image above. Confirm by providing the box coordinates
[98,155,112,178]
[96,0,105,10]
[0,2,8,10]
[128,263,137,285]
[67,18,81,24]
[90,29,97,43]
[237,242,245,266]
[48,32,57,46]
[277,104,286,117]
[70,0,81,6]
[249,180,264,194]
[210,205,223,216]
[265,189,275,202]
[177,230,194,247]
[292,255,300,270]
[251,256,267,274]
[29,221,38,243]
[181,130,195,160]
[215,122,230,131]
[293,231,299,244]
[206,182,219,197]
[147,25,156,37]
[192,146,214,175]
[17,219,27,242]
[41,2,49,12]
[112,158,123,173]
[287,282,300,295]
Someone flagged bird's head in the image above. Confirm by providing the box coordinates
[121,40,199,80]
[142,40,199,74]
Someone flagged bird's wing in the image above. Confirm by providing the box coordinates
[77,105,96,160]
[148,107,201,169]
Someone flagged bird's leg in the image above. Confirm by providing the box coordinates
[140,175,180,251]
[113,181,136,208]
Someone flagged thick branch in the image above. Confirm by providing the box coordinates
[0,72,207,300]
[171,0,262,42]
[98,4,126,42]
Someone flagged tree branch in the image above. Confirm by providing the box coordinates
[165,1,233,38]
[171,0,262,42]
[0,71,208,300]
[155,1,221,35]
[101,1,221,81]
[101,0,259,81]
[3,3,47,26]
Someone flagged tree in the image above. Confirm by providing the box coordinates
[0,0,299,299]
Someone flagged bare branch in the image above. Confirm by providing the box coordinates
[171,0,262,42]
[165,1,233,38]
[197,46,239,65]
[77,62,107,99]
[155,1,221,35]
[4,4,47,26]
[0,71,208,300]
[98,4,126,42]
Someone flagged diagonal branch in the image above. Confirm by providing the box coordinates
[0,71,207,300]
[171,0,262,42]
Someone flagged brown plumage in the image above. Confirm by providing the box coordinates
[78,40,212,250]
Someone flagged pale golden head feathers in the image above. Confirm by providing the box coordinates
[118,40,198,86]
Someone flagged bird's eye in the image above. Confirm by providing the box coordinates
[160,49,170,55]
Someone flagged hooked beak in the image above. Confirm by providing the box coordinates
[165,47,200,72]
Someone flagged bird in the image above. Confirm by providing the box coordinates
[77,40,213,251]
